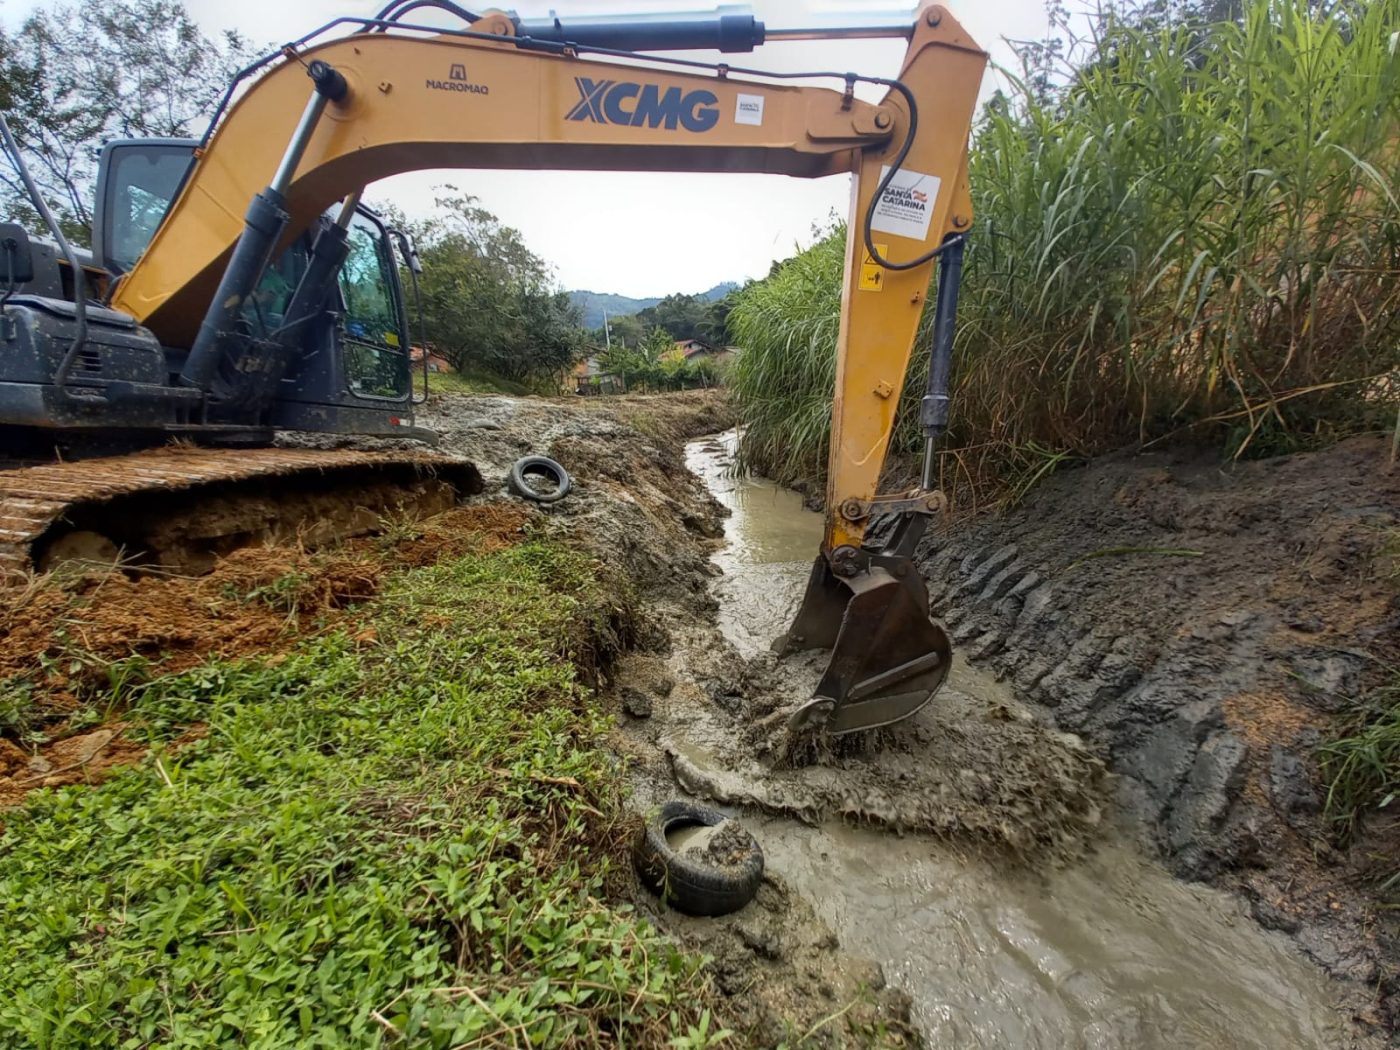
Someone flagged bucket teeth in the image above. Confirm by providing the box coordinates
[776,555,950,736]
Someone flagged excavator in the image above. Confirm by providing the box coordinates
[0,2,986,737]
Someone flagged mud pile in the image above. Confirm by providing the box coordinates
[636,638,1106,861]
[286,391,733,602]
[915,435,1399,1021]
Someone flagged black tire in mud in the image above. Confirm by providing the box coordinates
[634,800,764,917]
[508,455,571,503]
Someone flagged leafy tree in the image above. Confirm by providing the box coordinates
[594,311,646,352]
[600,324,720,391]
[642,325,676,362]
[1,1,255,243]
[695,291,739,346]
[635,292,708,341]
[391,189,586,384]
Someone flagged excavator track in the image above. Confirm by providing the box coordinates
[0,446,484,579]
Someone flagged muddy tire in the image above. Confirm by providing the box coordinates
[508,456,571,504]
[634,801,764,916]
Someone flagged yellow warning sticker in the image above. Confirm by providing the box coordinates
[859,244,888,292]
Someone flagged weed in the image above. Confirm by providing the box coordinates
[375,505,426,547]
[238,570,310,617]
[1002,442,1081,509]
[0,541,710,1047]
[1319,667,1400,874]
[0,677,38,741]
[668,1009,732,1048]
[1372,526,1400,585]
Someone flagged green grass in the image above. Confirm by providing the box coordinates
[730,0,1400,502]
[0,541,709,1048]
[423,367,535,397]
[1320,668,1400,867]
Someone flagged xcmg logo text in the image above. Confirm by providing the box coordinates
[566,77,719,132]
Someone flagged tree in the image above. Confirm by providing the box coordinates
[392,189,586,384]
[635,293,708,341]
[695,292,738,346]
[593,311,646,352]
[1,1,255,244]
[599,325,721,392]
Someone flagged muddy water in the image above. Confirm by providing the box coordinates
[684,430,1350,1049]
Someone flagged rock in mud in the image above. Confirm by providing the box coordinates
[620,686,654,719]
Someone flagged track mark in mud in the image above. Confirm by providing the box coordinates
[913,434,1400,1037]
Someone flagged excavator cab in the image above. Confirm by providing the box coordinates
[0,132,421,447]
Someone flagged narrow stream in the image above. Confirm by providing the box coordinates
[684,429,1350,1050]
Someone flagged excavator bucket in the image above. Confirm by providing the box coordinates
[775,554,951,736]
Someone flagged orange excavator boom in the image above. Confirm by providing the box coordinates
[107,2,988,735]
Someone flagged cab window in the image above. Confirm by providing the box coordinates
[100,144,191,273]
[339,215,408,399]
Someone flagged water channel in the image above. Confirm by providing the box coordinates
[682,429,1351,1050]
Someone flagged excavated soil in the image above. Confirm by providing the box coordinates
[0,502,531,805]
[627,637,1106,862]
[913,435,1400,1034]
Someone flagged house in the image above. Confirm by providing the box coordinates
[409,346,454,373]
[568,356,625,395]
[674,338,738,368]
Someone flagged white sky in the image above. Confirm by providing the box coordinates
[1,0,1053,296]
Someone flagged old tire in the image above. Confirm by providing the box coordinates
[633,800,764,917]
[508,455,571,504]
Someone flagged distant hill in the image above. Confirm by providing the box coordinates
[570,281,739,329]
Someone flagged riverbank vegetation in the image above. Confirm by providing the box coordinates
[0,537,711,1047]
[731,0,1400,503]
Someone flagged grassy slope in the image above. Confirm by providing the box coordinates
[0,540,708,1048]
[423,369,536,397]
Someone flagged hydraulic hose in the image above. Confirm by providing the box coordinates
[860,78,965,273]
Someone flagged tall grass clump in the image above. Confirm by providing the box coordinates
[728,232,847,486]
[731,0,1400,500]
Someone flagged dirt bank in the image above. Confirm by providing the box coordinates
[284,390,733,601]
[915,436,1399,1032]
[0,503,529,805]
[1,391,937,1046]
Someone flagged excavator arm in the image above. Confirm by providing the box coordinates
[112,3,988,736]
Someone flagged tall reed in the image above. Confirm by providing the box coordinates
[731,0,1400,501]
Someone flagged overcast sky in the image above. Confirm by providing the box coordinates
[2,0,1055,296]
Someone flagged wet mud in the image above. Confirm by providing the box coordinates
[4,392,1388,1045]
[915,436,1400,1030]
[615,427,1383,1048]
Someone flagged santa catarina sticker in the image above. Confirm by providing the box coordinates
[871,166,940,241]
